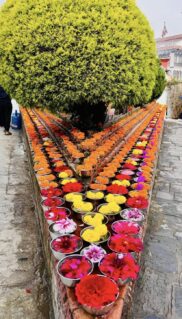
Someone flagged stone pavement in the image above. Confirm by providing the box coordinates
[0,127,49,319]
[129,119,182,319]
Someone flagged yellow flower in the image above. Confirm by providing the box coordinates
[73,200,93,212]
[61,178,77,185]
[98,202,120,215]
[132,149,143,155]
[86,191,104,200]
[95,224,108,236]
[105,194,126,204]
[112,180,130,187]
[65,193,82,202]
[81,229,100,242]
[83,213,104,226]
[59,172,68,178]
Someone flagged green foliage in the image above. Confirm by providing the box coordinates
[0,0,158,113]
[151,63,166,100]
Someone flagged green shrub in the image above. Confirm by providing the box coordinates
[151,62,167,100]
[0,0,158,118]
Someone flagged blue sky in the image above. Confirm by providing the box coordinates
[137,0,182,38]
[0,0,181,38]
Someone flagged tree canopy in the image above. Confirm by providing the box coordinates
[0,0,158,112]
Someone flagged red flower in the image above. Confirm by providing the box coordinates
[45,207,70,222]
[115,174,131,181]
[75,275,119,308]
[53,165,70,173]
[59,256,92,279]
[41,187,62,197]
[107,184,128,195]
[122,163,137,170]
[108,234,143,253]
[126,196,148,209]
[99,253,140,281]
[62,182,83,193]
[42,197,64,207]
[112,221,140,235]
[51,235,81,253]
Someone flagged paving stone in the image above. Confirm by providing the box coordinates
[175,286,182,318]
[131,120,182,319]
[156,191,174,200]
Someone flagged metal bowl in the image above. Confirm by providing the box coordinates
[80,226,110,245]
[82,212,108,226]
[57,254,93,287]
[80,275,119,315]
[49,219,77,239]
[50,235,83,260]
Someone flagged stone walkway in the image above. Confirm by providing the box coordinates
[0,128,49,319]
[130,119,182,319]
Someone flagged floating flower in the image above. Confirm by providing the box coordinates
[112,180,130,187]
[52,218,77,235]
[81,225,108,243]
[63,182,83,193]
[126,196,149,209]
[75,275,119,308]
[99,253,140,281]
[65,192,83,202]
[51,235,82,253]
[108,234,144,253]
[112,220,140,235]
[106,184,128,195]
[42,197,64,207]
[98,202,120,215]
[81,245,106,263]
[83,213,104,226]
[105,194,126,205]
[61,178,77,185]
[86,191,104,200]
[59,256,92,279]
[121,208,144,222]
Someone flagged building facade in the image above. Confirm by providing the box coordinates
[156,34,182,80]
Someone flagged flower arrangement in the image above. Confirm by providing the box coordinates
[42,197,64,207]
[45,207,70,223]
[98,202,121,215]
[41,187,62,198]
[112,220,140,235]
[83,213,105,226]
[112,180,130,187]
[121,208,144,222]
[105,194,126,205]
[51,235,82,253]
[86,191,104,200]
[89,183,107,191]
[126,196,149,209]
[81,225,108,243]
[99,253,140,281]
[58,255,92,279]
[115,174,131,181]
[75,275,119,309]
[108,234,143,253]
[122,163,138,170]
[50,218,77,236]
[81,245,106,263]
[106,184,128,195]
[63,182,83,193]
[65,192,83,202]
[120,169,135,176]
[72,199,93,212]
[61,178,78,185]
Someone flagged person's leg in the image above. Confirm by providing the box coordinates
[4,100,12,134]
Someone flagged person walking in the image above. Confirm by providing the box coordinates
[0,85,12,135]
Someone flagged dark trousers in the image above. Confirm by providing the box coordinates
[0,98,12,131]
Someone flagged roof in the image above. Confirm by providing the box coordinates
[156,34,182,43]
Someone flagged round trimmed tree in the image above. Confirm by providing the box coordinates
[0,0,158,128]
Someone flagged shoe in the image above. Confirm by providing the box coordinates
[4,131,12,135]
